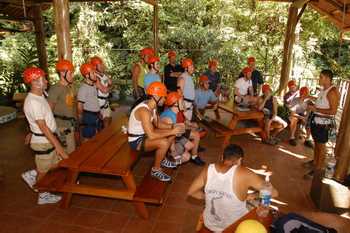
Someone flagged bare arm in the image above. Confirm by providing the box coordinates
[272,97,278,116]
[48,101,56,110]
[137,108,183,140]
[234,87,241,97]
[257,96,268,111]
[155,114,174,130]
[244,168,278,198]
[177,77,185,93]
[95,78,109,94]
[77,102,84,122]
[187,165,208,199]
[36,120,68,159]
[131,63,141,91]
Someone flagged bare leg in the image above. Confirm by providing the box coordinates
[144,138,171,169]
[289,116,298,139]
[189,131,200,155]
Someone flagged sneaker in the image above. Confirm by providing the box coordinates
[289,138,297,146]
[151,169,171,182]
[191,156,205,166]
[303,170,314,180]
[263,138,277,145]
[161,158,177,169]
[302,160,314,169]
[21,169,38,192]
[304,140,314,148]
[37,192,61,205]
[198,145,206,153]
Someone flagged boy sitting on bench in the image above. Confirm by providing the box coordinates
[194,75,218,117]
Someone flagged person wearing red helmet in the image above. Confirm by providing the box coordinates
[234,67,257,107]
[143,55,161,91]
[164,50,184,92]
[90,56,113,128]
[77,63,101,141]
[238,57,264,95]
[203,59,221,93]
[47,59,77,154]
[283,80,298,106]
[128,82,185,182]
[257,84,287,145]
[178,58,196,121]
[194,75,218,116]
[22,67,68,205]
[132,47,155,99]
[286,86,314,147]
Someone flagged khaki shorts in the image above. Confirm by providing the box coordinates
[100,106,112,119]
[30,143,61,174]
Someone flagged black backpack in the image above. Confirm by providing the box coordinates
[271,213,337,233]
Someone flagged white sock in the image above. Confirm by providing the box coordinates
[192,155,198,159]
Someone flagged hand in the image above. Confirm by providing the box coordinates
[56,146,69,160]
[24,133,32,145]
[173,123,185,135]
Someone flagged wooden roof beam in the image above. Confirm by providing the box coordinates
[309,3,344,28]
[292,0,311,8]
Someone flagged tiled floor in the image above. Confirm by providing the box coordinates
[0,108,349,233]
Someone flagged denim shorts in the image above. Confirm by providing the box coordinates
[82,111,102,138]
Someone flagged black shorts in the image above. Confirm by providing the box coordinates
[310,123,329,144]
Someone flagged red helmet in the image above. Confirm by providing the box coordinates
[56,59,74,72]
[208,59,218,68]
[146,81,167,97]
[168,50,176,58]
[299,86,309,96]
[80,63,95,77]
[199,75,209,83]
[140,47,155,56]
[23,67,45,84]
[247,56,255,64]
[147,56,160,64]
[165,92,182,106]
[262,84,271,93]
[242,67,253,75]
[90,56,103,66]
[181,58,193,69]
[287,80,296,88]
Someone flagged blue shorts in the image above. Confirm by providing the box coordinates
[82,111,102,138]
[128,136,145,151]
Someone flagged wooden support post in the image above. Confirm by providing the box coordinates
[152,0,159,54]
[278,6,298,94]
[334,87,350,181]
[32,4,48,73]
[53,0,72,61]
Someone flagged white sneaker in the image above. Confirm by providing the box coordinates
[37,192,61,205]
[21,169,38,192]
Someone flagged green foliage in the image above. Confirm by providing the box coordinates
[0,0,347,98]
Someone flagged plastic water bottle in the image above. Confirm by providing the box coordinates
[325,154,337,179]
[121,125,128,134]
[257,174,272,218]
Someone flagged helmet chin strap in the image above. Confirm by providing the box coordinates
[63,71,73,85]
[33,78,46,91]
[87,73,96,83]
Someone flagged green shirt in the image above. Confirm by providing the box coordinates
[47,83,77,128]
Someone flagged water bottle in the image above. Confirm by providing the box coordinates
[257,174,272,218]
[121,125,128,134]
[325,153,337,179]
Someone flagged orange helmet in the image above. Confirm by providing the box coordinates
[80,63,95,77]
[208,59,218,68]
[23,67,45,84]
[299,86,309,96]
[242,67,253,75]
[262,84,271,93]
[140,47,155,56]
[56,59,74,72]
[168,50,176,58]
[165,92,182,106]
[90,56,103,66]
[182,58,193,69]
[146,81,167,97]
[199,75,209,83]
[247,56,255,64]
[147,56,160,64]
[287,80,296,88]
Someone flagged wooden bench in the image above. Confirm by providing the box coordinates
[35,114,173,219]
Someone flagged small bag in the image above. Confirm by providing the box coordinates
[271,213,337,233]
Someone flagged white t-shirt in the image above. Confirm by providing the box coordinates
[97,73,110,108]
[234,78,252,96]
[24,92,57,144]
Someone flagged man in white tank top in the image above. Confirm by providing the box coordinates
[128,82,186,182]
[188,144,278,232]
[304,70,340,179]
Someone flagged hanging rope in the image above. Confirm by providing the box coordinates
[22,0,27,18]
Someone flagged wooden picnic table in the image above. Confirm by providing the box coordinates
[36,114,173,219]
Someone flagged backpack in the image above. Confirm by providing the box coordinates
[271,213,337,233]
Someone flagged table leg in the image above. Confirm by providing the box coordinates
[257,118,267,141]
[122,172,149,219]
[60,170,79,208]
[228,116,238,129]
